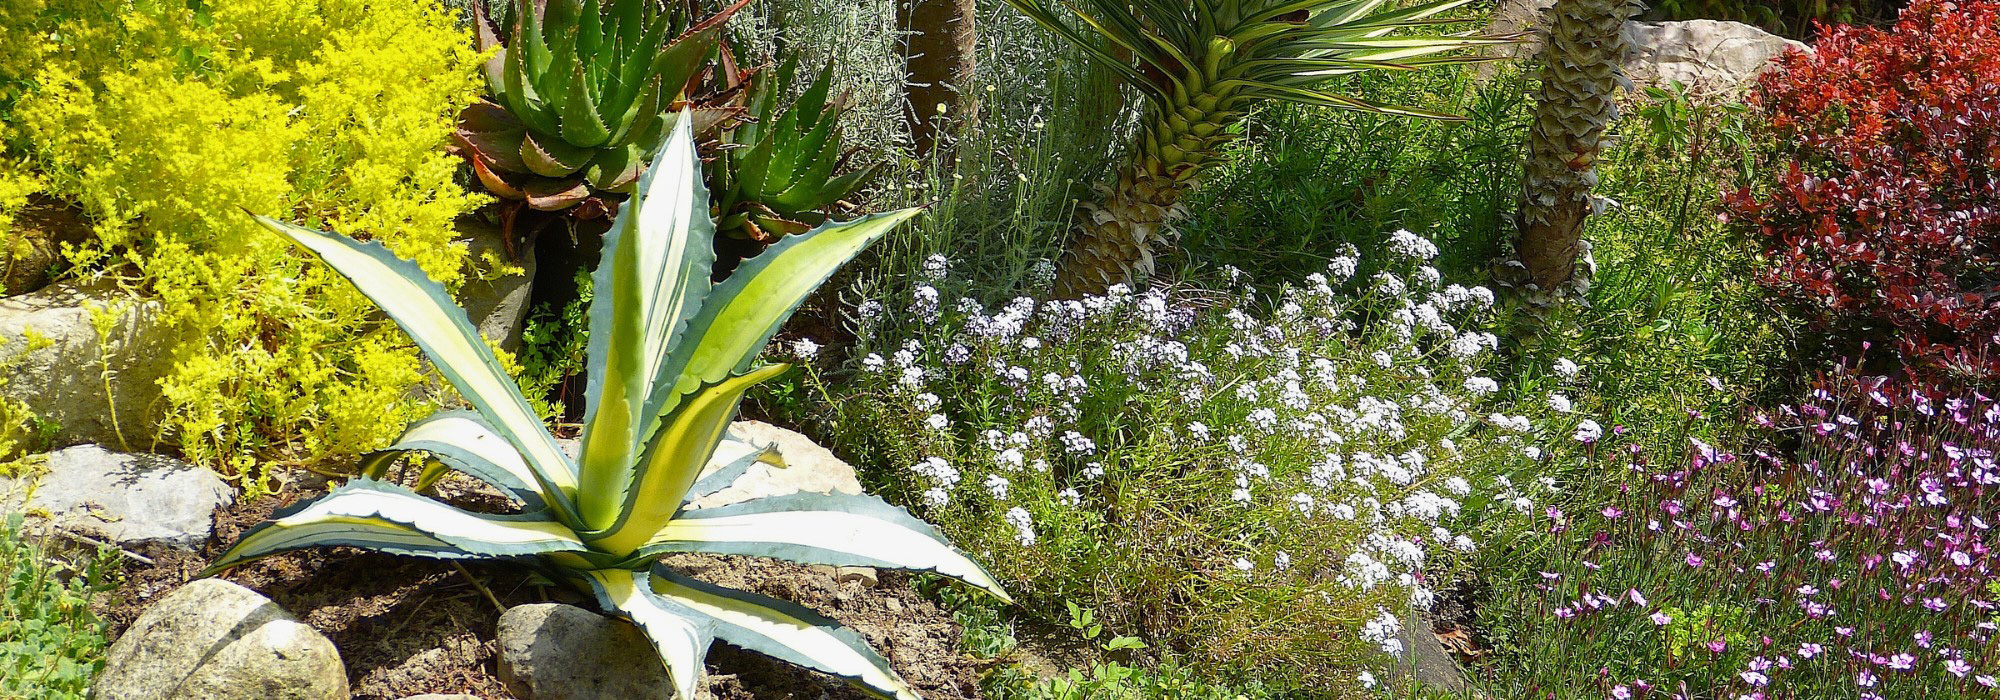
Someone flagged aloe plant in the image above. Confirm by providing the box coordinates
[999,0,1515,296]
[455,0,749,214]
[709,57,882,244]
[210,114,1001,699]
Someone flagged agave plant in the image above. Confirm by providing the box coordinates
[210,114,1000,699]
[455,0,749,215]
[1000,0,1516,296]
[709,56,882,244]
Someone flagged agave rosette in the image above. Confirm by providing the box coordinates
[211,114,1003,699]
[710,57,882,243]
[455,0,749,212]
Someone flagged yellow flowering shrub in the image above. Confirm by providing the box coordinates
[8,0,486,488]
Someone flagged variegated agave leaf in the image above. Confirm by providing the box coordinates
[214,111,1002,699]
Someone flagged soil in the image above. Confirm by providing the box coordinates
[98,476,986,699]
[2,196,93,298]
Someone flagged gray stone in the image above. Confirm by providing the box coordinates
[1485,2,1807,99]
[454,219,536,354]
[94,579,347,700]
[1623,19,1807,97]
[686,420,863,511]
[498,603,672,700]
[0,278,178,449]
[0,444,230,549]
[835,566,879,587]
[1381,614,1473,696]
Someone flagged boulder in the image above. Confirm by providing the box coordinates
[1484,2,1807,98]
[1623,19,1807,97]
[1380,614,1473,697]
[0,278,177,449]
[686,420,863,511]
[94,579,347,700]
[497,603,673,700]
[454,218,536,354]
[0,444,230,549]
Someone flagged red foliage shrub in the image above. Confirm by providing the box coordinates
[1726,0,2000,379]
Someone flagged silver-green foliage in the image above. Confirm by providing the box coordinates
[208,113,1007,700]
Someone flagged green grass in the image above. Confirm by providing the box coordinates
[0,514,120,699]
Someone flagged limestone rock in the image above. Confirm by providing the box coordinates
[0,444,230,549]
[1485,1,1808,98]
[0,278,177,448]
[454,218,536,354]
[1623,19,1806,97]
[1380,614,1473,697]
[686,420,863,511]
[497,603,673,700]
[94,579,347,700]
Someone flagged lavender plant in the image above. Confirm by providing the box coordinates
[793,229,1597,691]
[1477,370,2000,699]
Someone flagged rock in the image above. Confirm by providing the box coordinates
[686,420,863,511]
[0,278,178,448]
[1483,2,1807,98]
[0,444,231,549]
[397,695,482,700]
[1381,614,1473,697]
[454,218,536,354]
[94,579,347,700]
[498,603,673,700]
[835,566,879,587]
[1,199,92,297]
[1623,19,1806,97]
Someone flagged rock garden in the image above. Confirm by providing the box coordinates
[4,0,1992,699]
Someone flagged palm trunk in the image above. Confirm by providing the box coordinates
[1517,0,1641,292]
[898,0,978,158]
[1053,98,1232,298]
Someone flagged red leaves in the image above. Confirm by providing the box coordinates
[1730,1,2000,379]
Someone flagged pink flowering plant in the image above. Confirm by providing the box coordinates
[784,230,1600,691]
[1476,368,2000,699]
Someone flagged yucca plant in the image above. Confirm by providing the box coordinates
[455,0,748,216]
[209,114,1002,699]
[1000,0,1515,296]
[709,56,882,245]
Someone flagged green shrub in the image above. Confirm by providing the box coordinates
[7,0,488,485]
[0,514,120,699]
[789,230,1591,693]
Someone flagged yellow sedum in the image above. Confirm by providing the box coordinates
[7,0,487,489]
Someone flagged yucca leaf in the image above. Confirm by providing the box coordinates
[1230,79,1464,119]
[578,111,715,531]
[648,570,920,700]
[640,492,1012,603]
[994,1,1155,97]
[587,364,790,555]
[205,481,585,574]
[580,568,714,700]
[363,410,553,508]
[250,216,581,521]
[646,208,921,422]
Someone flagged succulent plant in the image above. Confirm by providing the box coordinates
[213,114,995,699]
[709,57,882,244]
[454,0,749,214]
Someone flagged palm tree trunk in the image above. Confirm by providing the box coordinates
[898,0,977,158]
[1517,0,1641,292]
[1052,161,1192,298]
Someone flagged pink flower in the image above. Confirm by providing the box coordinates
[1650,611,1672,626]
[1685,553,1704,568]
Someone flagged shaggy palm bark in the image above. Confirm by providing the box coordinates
[1054,111,1231,298]
[1517,0,1641,292]
[899,0,978,158]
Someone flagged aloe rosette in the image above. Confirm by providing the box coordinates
[209,113,1005,699]
[710,56,883,243]
[456,0,748,213]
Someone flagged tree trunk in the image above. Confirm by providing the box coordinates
[1052,162,1193,298]
[1517,0,1641,292]
[898,0,978,158]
